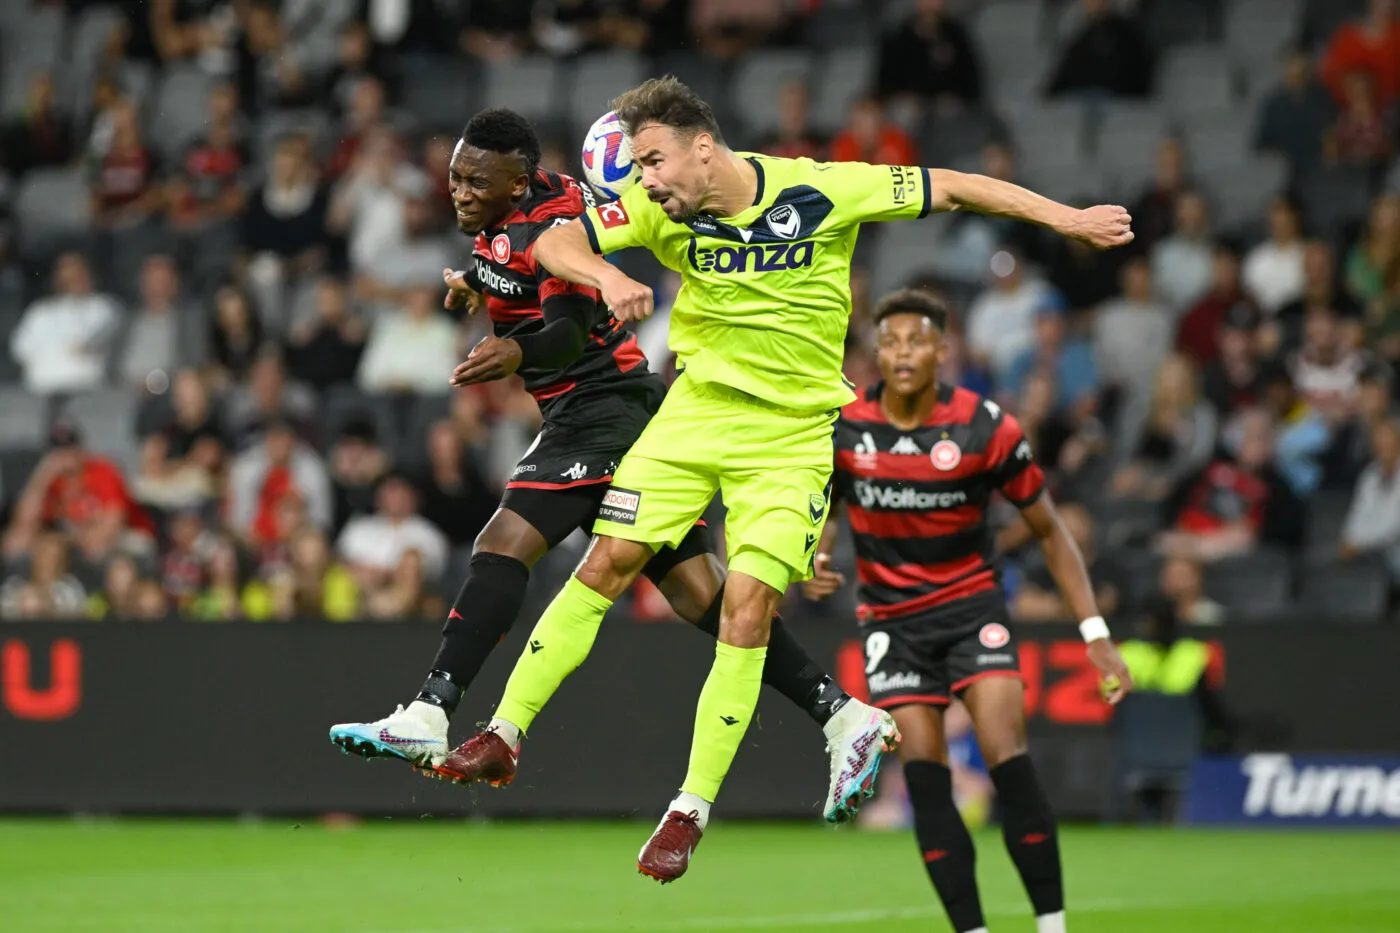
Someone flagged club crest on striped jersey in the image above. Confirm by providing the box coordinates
[979,622,1010,649]
[491,234,511,263]
[930,439,962,471]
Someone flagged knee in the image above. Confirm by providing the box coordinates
[978,725,1028,770]
[574,537,649,598]
[473,518,544,567]
[718,597,774,648]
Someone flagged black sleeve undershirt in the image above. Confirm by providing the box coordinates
[509,293,594,370]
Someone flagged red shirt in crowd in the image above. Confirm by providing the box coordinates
[42,457,155,535]
[1175,461,1270,535]
[1322,21,1400,107]
[94,147,158,214]
[828,125,918,167]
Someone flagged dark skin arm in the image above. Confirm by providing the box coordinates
[1018,493,1132,703]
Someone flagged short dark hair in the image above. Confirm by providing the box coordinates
[873,289,949,332]
[461,108,541,175]
[612,76,724,145]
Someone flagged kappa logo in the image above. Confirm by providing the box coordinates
[598,487,641,526]
[597,201,629,229]
[561,463,588,481]
[979,622,1011,649]
[930,439,962,471]
[808,493,827,525]
[491,233,511,263]
[890,436,921,456]
[765,203,800,239]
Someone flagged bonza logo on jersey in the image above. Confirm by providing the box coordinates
[688,239,815,275]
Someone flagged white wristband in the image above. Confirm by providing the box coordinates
[1079,616,1110,643]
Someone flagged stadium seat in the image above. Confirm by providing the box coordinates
[318,386,403,454]
[1225,0,1303,68]
[1303,489,1354,564]
[728,51,814,139]
[569,54,645,132]
[1094,498,1166,549]
[868,217,950,297]
[1298,167,1374,245]
[1208,154,1288,233]
[0,448,43,505]
[255,109,333,165]
[1139,0,1221,50]
[985,50,1052,110]
[800,3,877,49]
[62,392,140,474]
[67,4,125,95]
[0,387,49,449]
[1116,549,1165,607]
[1006,102,1089,169]
[1202,549,1293,622]
[1160,44,1238,120]
[13,167,91,262]
[974,1,1045,56]
[148,66,217,160]
[1022,161,1112,206]
[1094,103,1171,193]
[1298,558,1390,624]
[1184,116,1253,175]
[2,5,65,71]
[648,53,730,124]
[1110,692,1202,822]
[400,59,482,137]
[484,57,561,124]
[809,48,877,137]
[918,108,1000,169]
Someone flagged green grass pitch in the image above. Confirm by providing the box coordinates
[2,819,1398,932]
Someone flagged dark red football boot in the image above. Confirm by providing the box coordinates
[637,810,704,884]
[421,730,517,787]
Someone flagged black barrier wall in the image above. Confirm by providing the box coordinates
[3,620,1399,819]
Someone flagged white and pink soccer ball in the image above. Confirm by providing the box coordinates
[580,111,640,203]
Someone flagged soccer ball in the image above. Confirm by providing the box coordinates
[580,111,638,202]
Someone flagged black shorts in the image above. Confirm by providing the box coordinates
[499,382,710,585]
[860,595,1022,709]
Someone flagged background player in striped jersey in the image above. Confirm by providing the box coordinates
[328,109,896,827]
[804,289,1132,933]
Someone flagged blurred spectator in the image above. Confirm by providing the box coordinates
[1094,257,1174,426]
[1129,138,1190,253]
[1339,417,1400,575]
[329,17,397,112]
[1259,364,1331,497]
[86,553,141,620]
[1243,197,1307,315]
[160,507,215,610]
[242,132,330,280]
[82,73,124,157]
[1325,71,1396,171]
[1273,241,1356,357]
[1344,192,1400,306]
[338,472,448,588]
[113,254,184,392]
[1157,555,1226,626]
[1113,355,1218,502]
[188,537,244,621]
[132,579,172,620]
[760,81,825,161]
[690,0,795,60]
[931,143,1041,286]
[3,72,74,178]
[534,0,612,56]
[1151,191,1216,314]
[243,525,358,621]
[10,252,122,395]
[1291,305,1367,421]
[828,98,918,167]
[2,420,154,565]
[1158,408,1304,562]
[167,81,248,234]
[357,287,460,396]
[88,97,163,231]
[363,547,442,621]
[0,533,87,620]
[965,249,1057,383]
[1320,0,1400,110]
[1014,370,1105,491]
[1202,304,1267,419]
[1011,502,1121,621]
[876,0,982,112]
[1045,0,1152,100]
[1001,296,1099,415]
[284,277,367,391]
[459,0,534,61]
[1365,266,1400,366]
[1043,227,1124,314]
[1177,245,1254,367]
[329,127,433,278]
[135,369,225,511]
[329,419,392,535]
[1324,360,1395,488]
[327,76,389,179]
[142,0,237,68]
[419,420,499,546]
[354,192,455,310]
[236,0,314,111]
[422,133,457,215]
[224,351,318,450]
[207,284,266,387]
[227,419,333,544]
[1254,50,1336,176]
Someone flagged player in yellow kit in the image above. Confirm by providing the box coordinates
[438,77,1133,883]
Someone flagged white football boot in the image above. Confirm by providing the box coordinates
[822,700,901,823]
[329,703,448,767]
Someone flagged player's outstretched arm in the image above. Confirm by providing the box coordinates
[1017,493,1132,703]
[925,169,1134,250]
[534,219,654,321]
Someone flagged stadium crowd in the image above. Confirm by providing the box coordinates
[1,0,1399,625]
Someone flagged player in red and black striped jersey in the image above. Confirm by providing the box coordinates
[805,289,1131,933]
[330,110,897,828]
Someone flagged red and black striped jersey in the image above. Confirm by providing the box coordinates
[832,382,1045,623]
[465,169,656,415]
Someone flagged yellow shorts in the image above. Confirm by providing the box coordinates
[593,375,836,594]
